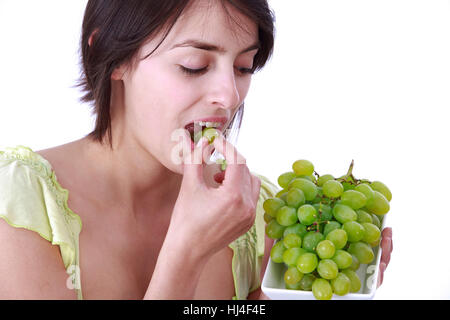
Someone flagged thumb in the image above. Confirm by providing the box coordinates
[182,135,209,186]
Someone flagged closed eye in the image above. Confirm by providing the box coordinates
[178,65,208,75]
[178,65,254,76]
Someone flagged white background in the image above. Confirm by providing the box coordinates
[1,0,450,299]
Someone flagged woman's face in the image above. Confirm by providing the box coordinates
[112,0,259,173]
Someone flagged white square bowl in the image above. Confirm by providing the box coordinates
[262,215,388,300]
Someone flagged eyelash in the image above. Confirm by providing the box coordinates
[178,65,254,76]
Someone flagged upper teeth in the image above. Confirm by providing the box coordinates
[196,121,222,128]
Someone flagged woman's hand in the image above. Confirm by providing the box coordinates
[377,227,393,288]
[168,131,261,261]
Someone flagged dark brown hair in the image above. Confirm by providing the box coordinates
[74,0,276,149]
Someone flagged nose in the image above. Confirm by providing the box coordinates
[207,68,241,110]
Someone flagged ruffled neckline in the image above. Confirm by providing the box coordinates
[0,145,83,231]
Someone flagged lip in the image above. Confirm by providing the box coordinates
[184,116,229,132]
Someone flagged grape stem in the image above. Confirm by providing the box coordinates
[336,160,372,186]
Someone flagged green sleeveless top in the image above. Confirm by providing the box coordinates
[0,145,279,300]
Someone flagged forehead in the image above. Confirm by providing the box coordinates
[154,0,259,55]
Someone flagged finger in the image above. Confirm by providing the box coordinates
[212,133,247,188]
[377,262,386,288]
[201,139,216,166]
[384,227,393,253]
[382,227,392,238]
[212,132,246,165]
[380,234,392,266]
[182,135,210,186]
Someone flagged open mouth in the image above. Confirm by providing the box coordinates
[184,121,223,143]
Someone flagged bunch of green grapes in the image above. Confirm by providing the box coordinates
[264,160,392,300]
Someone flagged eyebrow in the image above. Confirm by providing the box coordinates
[170,39,260,54]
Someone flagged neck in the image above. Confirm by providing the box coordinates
[78,132,182,222]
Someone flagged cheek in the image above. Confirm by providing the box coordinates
[237,78,252,101]
[133,62,198,112]
[125,62,197,156]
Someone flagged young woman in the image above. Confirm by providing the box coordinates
[0,0,392,300]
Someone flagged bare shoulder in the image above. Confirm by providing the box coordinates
[0,218,77,299]
[35,140,79,167]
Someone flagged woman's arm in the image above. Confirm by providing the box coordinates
[0,218,77,299]
[143,225,210,300]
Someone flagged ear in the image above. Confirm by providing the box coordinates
[88,28,99,47]
[111,64,128,81]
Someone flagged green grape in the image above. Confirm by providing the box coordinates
[354,184,374,203]
[322,180,344,198]
[296,252,318,274]
[279,192,288,202]
[299,273,316,291]
[369,237,381,248]
[317,174,335,187]
[348,242,374,264]
[342,221,365,242]
[323,221,342,236]
[370,181,392,202]
[263,197,285,218]
[331,249,353,269]
[325,229,347,250]
[341,269,361,293]
[356,209,373,224]
[296,174,316,182]
[339,175,356,189]
[371,213,381,229]
[283,233,302,248]
[340,190,367,210]
[364,191,390,216]
[286,188,306,208]
[311,187,323,204]
[331,272,351,296]
[285,281,302,290]
[312,203,333,221]
[270,241,286,263]
[284,266,304,285]
[292,160,314,176]
[317,259,339,280]
[332,204,357,224]
[312,278,333,300]
[278,172,297,189]
[276,206,298,226]
[218,159,227,171]
[263,212,273,224]
[302,231,324,253]
[348,254,360,271]
[283,223,308,238]
[318,223,325,234]
[275,189,288,198]
[297,204,318,225]
[342,181,356,191]
[202,127,219,144]
[288,178,318,201]
[283,247,307,267]
[316,240,336,259]
[361,222,381,244]
[265,219,286,239]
